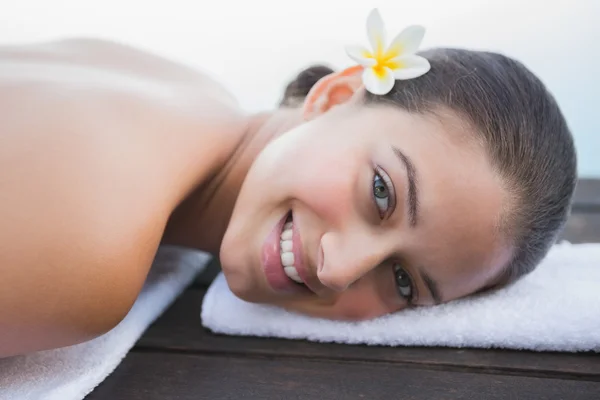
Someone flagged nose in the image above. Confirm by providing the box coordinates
[316,230,388,292]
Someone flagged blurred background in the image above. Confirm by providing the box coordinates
[1,0,598,177]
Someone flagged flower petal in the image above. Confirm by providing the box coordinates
[362,66,395,95]
[390,55,431,80]
[387,25,426,57]
[366,8,386,56]
[345,45,377,67]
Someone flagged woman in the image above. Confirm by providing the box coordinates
[0,21,576,356]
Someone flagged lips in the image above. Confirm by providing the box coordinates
[290,224,322,294]
[261,211,309,294]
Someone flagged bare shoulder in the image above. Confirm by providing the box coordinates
[0,36,247,197]
[0,38,247,260]
[0,38,247,356]
[1,37,240,109]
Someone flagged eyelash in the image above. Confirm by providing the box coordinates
[393,263,416,304]
[371,166,395,220]
[370,169,414,303]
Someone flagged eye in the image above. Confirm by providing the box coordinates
[372,167,395,219]
[393,264,414,303]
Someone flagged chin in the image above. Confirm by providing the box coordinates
[224,274,253,302]
[219,220,269,304]
[219,257,263,304]
[228,280,269,304]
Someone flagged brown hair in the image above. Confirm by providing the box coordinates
[279,65,335,107]
[281,48,577,286]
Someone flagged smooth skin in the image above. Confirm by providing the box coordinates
[221,71,513,319]
[0,38,247,357]
[0,39,512,357]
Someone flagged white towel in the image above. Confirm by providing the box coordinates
[0,246,210,400]
[202,242,600,352]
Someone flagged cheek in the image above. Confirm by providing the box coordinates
[288,272,401,321]
[294,162,356,216]
[319,280,401,320]
[267,133,365,222]
[329,293,396,320]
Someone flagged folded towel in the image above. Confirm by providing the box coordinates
[0,246,210,400]
[202,242,600,352]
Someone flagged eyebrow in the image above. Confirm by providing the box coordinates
[392,146,419,227]
[419,269,442,305]
[391,147,441,304]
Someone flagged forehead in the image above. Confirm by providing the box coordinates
[370,106,511,300]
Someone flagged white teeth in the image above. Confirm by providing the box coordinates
[284,266,303,283]
[280,219,303,284]
[281,240,293,252]
[280,228,292,240]
[281,251,295,266]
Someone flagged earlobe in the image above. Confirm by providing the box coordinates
[302,65,364,120]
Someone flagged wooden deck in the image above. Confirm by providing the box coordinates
[86,179,600,400]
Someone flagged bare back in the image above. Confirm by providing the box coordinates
[0,38,245,356]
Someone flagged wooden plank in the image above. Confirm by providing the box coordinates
[559,212,600,243]
[573,179,600,209]
[95,186,599,400]
[85,351,600,400]
[137,289,600,381]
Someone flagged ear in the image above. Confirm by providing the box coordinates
[302,65,364,120]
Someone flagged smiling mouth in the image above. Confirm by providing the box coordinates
[279,212,306,287]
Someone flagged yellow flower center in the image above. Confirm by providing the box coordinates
[363,39,405,75]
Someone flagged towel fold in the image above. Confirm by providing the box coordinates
[202,242,600,352]
[0,246,210,400]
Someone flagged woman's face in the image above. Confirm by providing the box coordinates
[220,103,512,320]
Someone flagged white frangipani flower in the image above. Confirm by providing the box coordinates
[345,9,431,95]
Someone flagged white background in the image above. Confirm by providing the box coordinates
[1,0,598,176]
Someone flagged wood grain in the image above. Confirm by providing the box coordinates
[137,289,600,381]
[85,351,600,400]
[559,212,600,243]
[86,180,600,399]
[573,179,600,210]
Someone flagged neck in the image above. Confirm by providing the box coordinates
[161,107,304,254]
